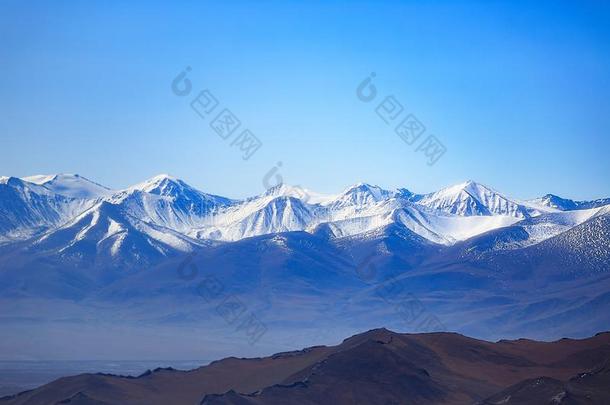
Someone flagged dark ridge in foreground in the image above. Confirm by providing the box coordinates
[2,329,610,405]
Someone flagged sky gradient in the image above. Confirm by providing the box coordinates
[1,0,609,200]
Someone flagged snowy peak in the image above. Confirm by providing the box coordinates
[263,183,310,201]
[2,176,47,191]
[344,182,395,200]
[130,174,185,196]
[131,174,230,202]
[1,174,608,252]
[22,174,112,199]
[529,194,579,211]
[329,183,395,208]
[239,195,314,234]
[0,176,95,243]
[396,188,415,199]
[191,192,316,241]
[126,174,233,218]
[528,194,610,211]
[262,183,336,205]
[415,180,530,217]
[32,199,200,266]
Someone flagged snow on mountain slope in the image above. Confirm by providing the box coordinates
[578,198,610,210]
[518,206,604,246]
[1,174,607,252]
[183,184,522,245]
[130,174,233,208]
[311,196,521,245]
[312,185,412,239]
[527,194,579,211]
[30,199,205,266]
[529,208,610,275]
[456,206,607,254]
[0,177,95,244]
[466,207,610,278]
[387,201,520,244]
[108,174,235,233]
[190,194,317,241]
[263,183,336,204]
[116,179,464,244]
[325,183,396,210]
[22,173,112,199]
[412,180,539,217]
[403,210,521,244]
[528,194,610,211]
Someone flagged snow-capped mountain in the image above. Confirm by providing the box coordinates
[262,183,335,204]
[0,174,227,264]
[0,176,97,243]
[528,193,610,211]
[27,199,206,267]
[326,183,396,210]
[109,174,234,233]
[409,180,541,217]
[456,205,608,254]
[526,205,610,276]
[130,174,232,208]
[190,193,317,241]
[1,174,608,259]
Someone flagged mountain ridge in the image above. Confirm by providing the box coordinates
[2,328,609,405]
[2,173,608,268]
[3,174,607,251]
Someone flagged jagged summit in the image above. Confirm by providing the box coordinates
[329,182,395,208]
[1,174,609,250]
[130,174,185,194]
[341,182,393,197]
[413,180,532,217]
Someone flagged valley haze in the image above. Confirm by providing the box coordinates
[0,173,609,400]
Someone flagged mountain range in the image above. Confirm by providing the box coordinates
[0,173,609,361]
[2,174,608,255]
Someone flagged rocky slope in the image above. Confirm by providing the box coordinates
[2,329,609,405]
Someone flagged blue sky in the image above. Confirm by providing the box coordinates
[1,0,609,200]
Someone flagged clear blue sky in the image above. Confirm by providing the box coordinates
[1,0,609,200]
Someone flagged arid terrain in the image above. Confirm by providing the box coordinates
[2,328,609,405]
